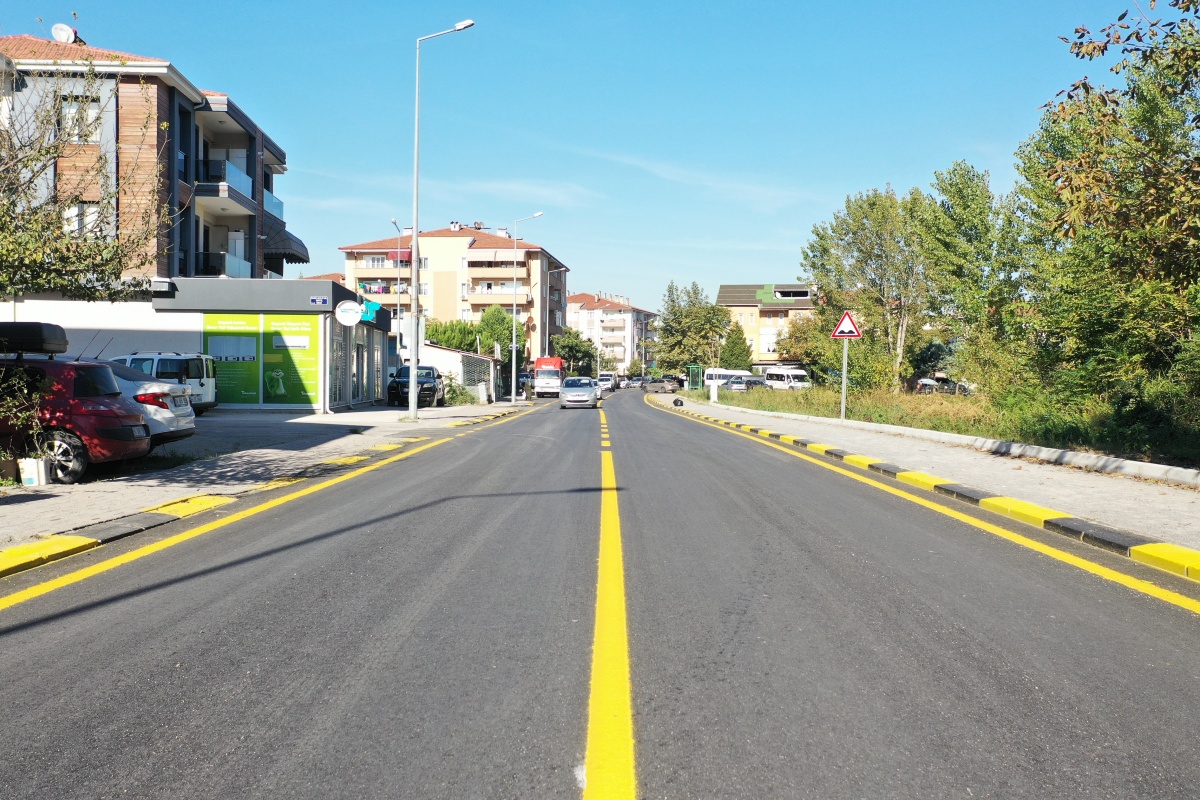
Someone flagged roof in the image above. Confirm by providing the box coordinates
[339,226,543,253]
[300,273,344,284]
[568,292,655,315]
[0,34,168,64]
[716,283,816,310]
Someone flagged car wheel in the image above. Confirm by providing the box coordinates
[42,430,89,484]
[194,408,207,417]
[560,404,567,409]
[437,394,446,407]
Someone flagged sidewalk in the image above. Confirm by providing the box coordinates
[650,395,1200,551]
[0,403,523,549]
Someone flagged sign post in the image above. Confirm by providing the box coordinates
[830,310,862,420]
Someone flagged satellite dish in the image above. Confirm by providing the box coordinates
[51,23,77,43]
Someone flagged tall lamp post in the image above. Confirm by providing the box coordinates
[511,211,543,403]
[409,18,474,420]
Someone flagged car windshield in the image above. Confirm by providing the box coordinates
[563,378,590,388]
[537,369,561,378]
[396,367,436,378]
[104,361,160,383]
[73,365,121,398]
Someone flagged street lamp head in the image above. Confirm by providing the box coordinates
[532,211,544,218]
[454,19,475,31]
[390,218,397,225]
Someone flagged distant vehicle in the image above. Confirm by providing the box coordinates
[702,368,752,387]
[93,360,196,452]
[643,376,677,394]
[727,376,767,392]
[628,377,645,388]
[597,371,617,392]
[110,352,218,415]
[618,377,629,389]
[559,376,602,409]
[763,367,812,390]
[387,365,446,407]
[532,356,566,398]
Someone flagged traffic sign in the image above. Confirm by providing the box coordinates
[831,310,862,339]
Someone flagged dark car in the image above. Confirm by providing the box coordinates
[0,358,152,483]
[387,365,446,408]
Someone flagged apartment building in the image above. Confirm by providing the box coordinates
[0,33,308,281]
[339,222,569,365]
[715,284,817,368]
[566,292,657,374]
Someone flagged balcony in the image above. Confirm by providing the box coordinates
[196,252,252,279]
[263,188,284,219]
[466,291,531,306]
[468,265,528,280]
[200,160,254,198]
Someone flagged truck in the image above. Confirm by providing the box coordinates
[532,356,566,398]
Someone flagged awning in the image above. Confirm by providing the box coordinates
[387,249,413,261]
[263,216,310,263]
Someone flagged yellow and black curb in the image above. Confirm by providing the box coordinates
[653,396,1200,584]
[446,407,525,427]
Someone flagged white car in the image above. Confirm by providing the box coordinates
[100,360,196,452]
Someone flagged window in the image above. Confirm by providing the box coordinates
[418,282,430,296]
[365,255,387,269]
[461,309,472,321]
[555,310,563,326]
[63,202,101,237]
[60,96,101,143]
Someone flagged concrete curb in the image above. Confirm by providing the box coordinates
[702,400,1200,489]
[0,408,525,579]
[650,395,1200,584]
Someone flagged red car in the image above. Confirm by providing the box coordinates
[0,358,152,483]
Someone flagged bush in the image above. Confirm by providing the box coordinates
[443,373,480,406]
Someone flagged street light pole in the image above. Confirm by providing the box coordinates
[410,19,474,420]
[511,211,543,404]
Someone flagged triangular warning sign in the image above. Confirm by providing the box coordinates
[831,310,862,339]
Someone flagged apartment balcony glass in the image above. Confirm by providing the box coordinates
[196,252,252,279]
[263,188,284,219]
[201,160,254,198]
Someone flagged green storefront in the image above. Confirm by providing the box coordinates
[154,279,390,411]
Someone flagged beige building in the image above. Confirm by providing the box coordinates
[566,292,657,374]
[339,222,569,366]
[715,284,817,368]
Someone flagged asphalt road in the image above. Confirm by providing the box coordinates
[3,391,1200,798]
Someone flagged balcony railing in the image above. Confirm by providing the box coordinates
[263,188,284,219]
[196,252,252,279]
[201,160,254,198]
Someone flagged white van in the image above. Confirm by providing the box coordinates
[702,368,752,387]
[763,367,812,390]
[110,352,219,415]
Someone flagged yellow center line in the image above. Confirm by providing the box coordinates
[0,407,546,614]
[649,398,1200,617]
[583,449,637,798]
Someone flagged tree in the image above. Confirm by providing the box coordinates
[1,62,167,301]
[626,357,645,377]
[551,327,597,375]
[424,319,479,352]
[477,304,526,386]
[799,187,935,390]
[719,323,753,371]
[655,281,730,373]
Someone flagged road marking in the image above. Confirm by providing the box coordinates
[0,406,545,612]
[652,401,1200,617]
[583,449,637,799]
[141,495,235,517]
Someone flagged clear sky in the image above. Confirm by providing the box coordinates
[4,1,1126,311]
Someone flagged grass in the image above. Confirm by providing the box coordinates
[688,387,1200,469]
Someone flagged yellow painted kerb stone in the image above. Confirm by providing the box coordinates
[1131,543,1200,581]
[896,471,953,492]
[978,496,1070,527]
[843,454,882,470]
[0,535,98,578]
[142,495,235,518]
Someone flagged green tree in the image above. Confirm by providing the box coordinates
[424,319,479,352]
[719,323,753,371]
[551,327,597,375]
[477,305,526,387]
[655,281,730,373]
[799,187,936,390]
[626,357,645,377]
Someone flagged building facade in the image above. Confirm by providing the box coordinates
[339,223,569,367]
[566,292,657,374]
[715,284,817,369]
[0,34,308,281]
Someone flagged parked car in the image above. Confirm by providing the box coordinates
[110,352,218,415]
[628,377,645,389]
[0,357,151,483]
[559,377,602,409]
[726,375,768,392]
[387,365,446,407]
[643,376,677,393]
[96,360,196,451]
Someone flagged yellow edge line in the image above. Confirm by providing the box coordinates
[583,450,637,799]
[649,399,1200,617]
[0,407,544,614]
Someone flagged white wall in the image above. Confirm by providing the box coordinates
[1,298,204,358]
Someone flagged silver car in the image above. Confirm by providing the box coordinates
[100,360,197,452]
[559,376,602,409]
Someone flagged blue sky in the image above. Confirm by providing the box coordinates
[4,1,1127,311]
